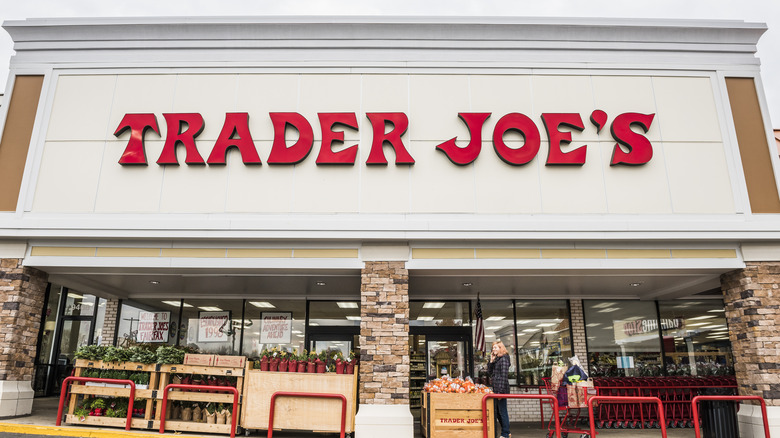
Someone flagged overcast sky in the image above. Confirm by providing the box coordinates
[1,0,779,128]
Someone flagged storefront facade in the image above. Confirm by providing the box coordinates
[0,16,778,436]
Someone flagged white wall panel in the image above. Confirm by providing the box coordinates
[470,75,533,140]
[108,75,177,140]
[237,75,299,142]
[224,141,295,213]
[473,141,542,214]
[653,77,722,143]
[46,75,116,142]
[665,142,735,214]
[94,140,165,213]
[539,142,609,214]
[532,76,599,142]
[158,159,229,213]
[292,150,361,213]
[409,141,475,213]
[32,141,105,212]
[170,74,238,141]
[300,75,362,142]
[600,142,673,214]
[591,76,660,142]
[409,75,470,142]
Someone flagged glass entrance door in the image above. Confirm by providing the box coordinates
[427,338,467,379]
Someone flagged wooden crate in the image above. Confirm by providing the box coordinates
[421,392,494,438]
[154,363,245,435]
[240,367,358,433]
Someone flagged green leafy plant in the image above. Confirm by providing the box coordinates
[90,398,107,410]
[74,345,107,361]
[74,407,89,417]
[128,346,157,364]
[102,346,133,363]
[156,346,185,364]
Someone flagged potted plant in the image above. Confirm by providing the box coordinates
[90,398,106,417]
[333,351,345,374]
[316,351,327,373]
[345,351,356,374]
[216,403,227,424]
[278,350,289,372]
[307,351,317,373]
[288,349,298,373]
[258,348,270,371]
[205,403,217,424]
[269,348,280,372]
[297,350,307,373]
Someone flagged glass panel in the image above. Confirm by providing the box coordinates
[308,301,360,327]
[410,301,470,327]
[181,299,244,355]
[117,299,180,347]
[38,284,63,365]
[312,340,352,359]
[428,340,466,379]
[584,300,662,377]
[409,334,427,413]
[658,300,734,376]
[515,300,572,386]
[473,300,516,385]
[63,290,96,316]
[243,300,306,358]
[92,298,107,345]
[59,320,91,365]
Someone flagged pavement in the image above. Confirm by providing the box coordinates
[0,397,697,437]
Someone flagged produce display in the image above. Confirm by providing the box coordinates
[74,345,188,365]
[73,397,143,420]
[166,402,233,425]
[423,376,493,394]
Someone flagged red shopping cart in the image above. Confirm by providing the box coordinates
[543,377,598,438]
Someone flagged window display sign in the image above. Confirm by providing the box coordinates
[137,311,170,343]
[198,311,231,343]
[614,318,684,344]
[260,312,292,344]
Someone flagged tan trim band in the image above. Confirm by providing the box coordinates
[0,76,44,211]
[726,77,780,213]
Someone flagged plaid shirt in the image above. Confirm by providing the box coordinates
[488,354,511,394]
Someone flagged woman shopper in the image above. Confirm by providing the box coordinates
[488,341,511,438]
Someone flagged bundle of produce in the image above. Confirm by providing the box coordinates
[423,376,493,394]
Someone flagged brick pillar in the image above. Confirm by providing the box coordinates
[359,261,410,405]
[101,299,120,346]
[569,299,589,374]
[721,263,780,404]
[0,258,48,417]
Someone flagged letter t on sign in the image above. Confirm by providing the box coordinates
[114,113,160,165]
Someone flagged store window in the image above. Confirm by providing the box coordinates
[410,301,470,327]
[472,300,515,385]
[584,300,662,377]
[34,284,61,395]
[180,299,244,355]
[307,300,360,359]
[63,290,96,316]
[307,301,360,326]
[515,300,572,386]
[92,298,107,345]
[117,299,181,347]
[658,300,734,376]
[242,300,306,358]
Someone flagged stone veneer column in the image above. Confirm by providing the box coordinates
[355,261,413,438]
[569,300,589,374]
[101,299,120,346]
[0,258,48,417]
[721,263,780,436]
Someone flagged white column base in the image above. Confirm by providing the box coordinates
[355,404,414,438]
[738,403,780,438]
[0,381,34,417]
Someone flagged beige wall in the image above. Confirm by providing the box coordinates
[32,73,734,215]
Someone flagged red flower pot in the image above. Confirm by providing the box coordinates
[315,359,326,373]
[270,358,279,372]
[279,359,288,372]
[288,360,297,372]
[297,362,306,373]
[307,361,315,373]
[346,362,355,374]
[335,359,345,374]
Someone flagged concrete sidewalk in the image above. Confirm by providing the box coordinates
[0,397,695,437]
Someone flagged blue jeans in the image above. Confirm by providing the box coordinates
[494,398,510,437]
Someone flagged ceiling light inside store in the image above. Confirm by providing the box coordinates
[523,328,540,332]
[597,308,620,313]
[162,300,189,308]
[586,323,601,327]
[315,281,326,286]
[591,302,617,309]
[423,302,446,309]
[292,330,302,334]
[417,316,434,321]
[149,280,160,285]
[543,331,560,335]
[530,342,540,345]
[485,334,495,338]
[688,322,710,327]
[249,301,275,308]
[708,309,726,313]
[702,325,725,329]
[462,282,472,287]
[345,316,361,321]
[486,316,506,321]
[198,306,222,311]
[487,326,502,330]
[337,302,358,309]
[68,293,84,299]
[296,334,304,338]
[516,320,532,325]
[689,315,716,321]
[537,323,555,327]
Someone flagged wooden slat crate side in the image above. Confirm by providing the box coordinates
[423,393,494,438]
[65,415,149,429]
[240,370,357,433]
[161,420,234,434]
[162,392,237,403]
[69,386,154,399]
[159,364,244,376]
[74,359,156,372]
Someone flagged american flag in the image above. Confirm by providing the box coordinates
[474,295,485,353]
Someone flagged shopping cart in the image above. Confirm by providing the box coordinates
[543,377,598,438]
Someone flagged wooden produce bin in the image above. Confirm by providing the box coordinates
[241,366,358,434]
[421,392,494,438]
[155,364,245,435]
[66,359,159,429]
